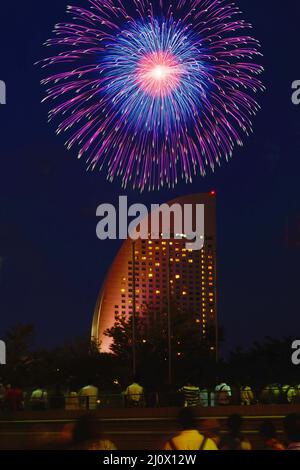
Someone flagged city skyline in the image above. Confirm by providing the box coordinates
[0,0,299,354]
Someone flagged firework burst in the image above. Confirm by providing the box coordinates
[39,0,264,191]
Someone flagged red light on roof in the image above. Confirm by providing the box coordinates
[210,190,216,196]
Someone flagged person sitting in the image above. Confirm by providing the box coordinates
[124,376,144,407]
[215,381,231,406]
[164,408,218,450]
[30,386,48,410]
[79,380,99,411]
[240,385,254,406]
[179,379,200,407]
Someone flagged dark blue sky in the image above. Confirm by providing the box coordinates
[0,0,300,353]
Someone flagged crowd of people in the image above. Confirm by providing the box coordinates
[1,376,300,412]
[31,409,300,451]
[1,377,300,451]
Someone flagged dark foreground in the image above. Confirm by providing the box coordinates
[1,405,300,450]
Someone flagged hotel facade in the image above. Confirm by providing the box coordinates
[92,193,217,354]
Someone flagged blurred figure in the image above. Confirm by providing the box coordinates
[284,413,300,450]
[49,385,65,410]
[230,383,241,406]
[261,383,280,405]
[179,379,200,407]
[215,381,231,406]
[259,421,285,450]
[296,385,300,404]
[79,380,99,410]
[164,408,218,450]
[30,386,48,410]
[199,388,210,407]
[70,414,117,450]
[240,385,254,406]
[124,376,144,407]
[201,419,222,448]
[5,384,24,412]
[65,379,79,411]
[221,414,252,450]
[0,381,6,411]
[282,385,297,404]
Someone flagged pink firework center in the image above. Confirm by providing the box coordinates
[136,51,183,97]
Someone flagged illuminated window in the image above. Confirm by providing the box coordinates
[182,291,187,295]
[121,289,126,293]
[175,274,180,279]
[148,273,153,278]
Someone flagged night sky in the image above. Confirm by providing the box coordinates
[0,0,300,354]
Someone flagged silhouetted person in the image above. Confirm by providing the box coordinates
[0,381,6,411]
[284,413,300,450]
[70,414,116,450]
[5,383,23,412]
[49,384,65,409]
[164,408,218,450]
[221,414,252,450]
[259,421,285,450]
[65,378,79,411]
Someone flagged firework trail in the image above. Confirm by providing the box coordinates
[39,0,264,191]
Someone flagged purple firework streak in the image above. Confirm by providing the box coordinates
[39,0,265,191]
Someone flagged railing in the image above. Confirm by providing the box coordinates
[1,386,300,412]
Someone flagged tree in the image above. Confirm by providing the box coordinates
[2,324,35,383]
[104,302,215,387]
